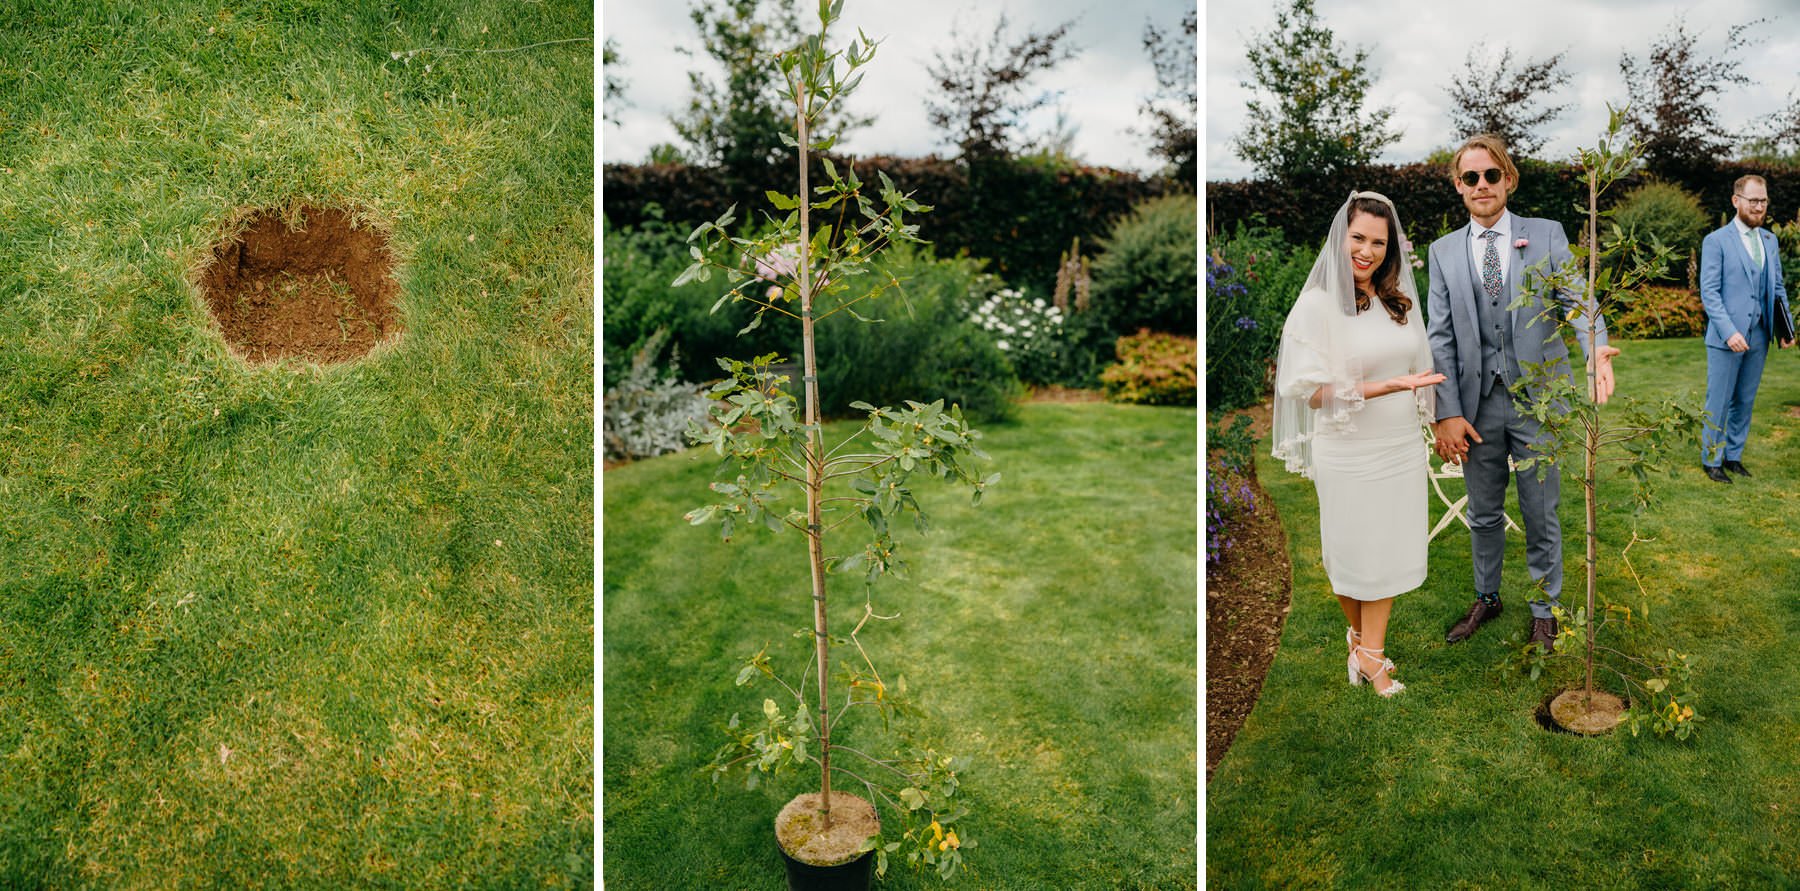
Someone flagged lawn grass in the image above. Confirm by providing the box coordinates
[0,2,592,887]
[602,402,1198,889]
[1206,338,1800,887]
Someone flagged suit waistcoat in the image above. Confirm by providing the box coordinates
[1471,239,1523,393]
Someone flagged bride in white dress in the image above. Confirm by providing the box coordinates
[1271,192,1444,698]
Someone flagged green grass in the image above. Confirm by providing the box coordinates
[0,2,592,887]
[603,403,1197,889]
[1207,338,1800,887]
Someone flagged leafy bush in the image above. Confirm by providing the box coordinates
[1205,413,1259,572]
[1100,329,1196,406]
[603,154,1173,297]
[968,283,1080,386]
[1205,226,1310,411]
[813,245,1021,421]
[1603,181,1710,286]
[1610,286,1707,339]
[1773,217,1800,290]
[1086,192,1198,338]
[602,330,713,462]
[601,213,790,384]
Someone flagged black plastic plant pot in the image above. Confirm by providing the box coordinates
[779,846,874,891]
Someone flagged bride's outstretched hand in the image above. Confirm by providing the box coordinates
[1393,371,1447,392]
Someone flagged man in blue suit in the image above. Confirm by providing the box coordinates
[1427,134,1618,652]
[1699,174,1792,483]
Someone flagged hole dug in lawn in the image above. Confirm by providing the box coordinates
[199,205,401,364]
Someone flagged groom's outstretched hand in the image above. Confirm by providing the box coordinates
[1591,345,1622,404]
[1433,417,1481,465]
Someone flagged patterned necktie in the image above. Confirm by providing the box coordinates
[1749,230,1764,268]
[1481,229,1502,303]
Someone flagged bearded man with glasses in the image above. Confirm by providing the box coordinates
[1697,174,1793,484]
[1423,134,1618,653]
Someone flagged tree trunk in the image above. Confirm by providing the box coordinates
[795,79,834,829]
[1583,168,1599,701]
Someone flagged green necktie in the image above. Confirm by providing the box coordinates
[1749,230,1764,267]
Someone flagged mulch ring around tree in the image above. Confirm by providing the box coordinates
[1206,403,1292,781]
[196,204,401,364]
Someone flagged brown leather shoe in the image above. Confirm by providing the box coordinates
[1528,617,1559,653]
[1446,598,1502,643]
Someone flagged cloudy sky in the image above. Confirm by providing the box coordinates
[601,0,1193,173]
[1206,0,1800,182]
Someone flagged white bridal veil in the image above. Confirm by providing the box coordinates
[1269,190,1433,478]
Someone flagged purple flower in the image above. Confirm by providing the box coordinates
[1235,316,1257,330]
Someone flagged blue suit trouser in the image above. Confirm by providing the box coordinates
[1702,325,1770,465]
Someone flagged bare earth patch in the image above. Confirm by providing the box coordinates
[197,205,401,363]
[1206,402,1291,781]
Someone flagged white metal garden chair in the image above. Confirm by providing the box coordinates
[1423,423,1522,542]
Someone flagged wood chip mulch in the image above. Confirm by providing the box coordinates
[1205,404,1292,781]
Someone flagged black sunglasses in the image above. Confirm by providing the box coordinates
[1458,168,1504,187]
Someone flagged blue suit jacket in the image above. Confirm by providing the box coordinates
[1700,222,1789,348]
[1426,215,1607,424]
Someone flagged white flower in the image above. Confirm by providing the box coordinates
[995,339,1010,351]
[1033,298,1046,309]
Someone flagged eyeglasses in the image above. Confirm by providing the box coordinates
[1735,195,1770,207]
[1459,168,1504,187]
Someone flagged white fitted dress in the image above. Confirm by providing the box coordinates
[1275,288,1432,600]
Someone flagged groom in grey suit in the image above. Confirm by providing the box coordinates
[1425,134,1618,652]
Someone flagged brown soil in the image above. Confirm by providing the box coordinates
[1025,385,1105,402]
[1205,403,1292,781]
[197,205,401,363]
[775,792,880,867]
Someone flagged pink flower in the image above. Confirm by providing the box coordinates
[1513,238,1529,249]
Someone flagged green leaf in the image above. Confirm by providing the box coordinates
[899,787,925,809]
[762,699,779,722]
[765,190,800,211]
[735,664,757,686]
[821,157,839,183]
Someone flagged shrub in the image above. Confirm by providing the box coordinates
[1205,413,1260,572]
[1100,329,1196,406]
[1773,217,1800,290]
[1603,181,1710,286]
[1609,286,1707,339]
[1086,193,1198,338]
[967,283,1081,387]
[601,214,790,384]
[812,245,1021,422]
[601,330,713,462]
[1205,226,1309,411]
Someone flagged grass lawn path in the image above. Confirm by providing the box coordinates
[604,402,1198,890]
[1207,338,1800,888]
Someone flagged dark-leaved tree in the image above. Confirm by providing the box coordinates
[1619,15,1765,176]
[924,13,1078,162]
[1445,46,1571,157]
[1140,8,1195,182]
[672,0,869,184]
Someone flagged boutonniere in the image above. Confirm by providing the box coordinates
[1513,238,1529,250]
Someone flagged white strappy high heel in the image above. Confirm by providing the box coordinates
[1353,645,1405,698]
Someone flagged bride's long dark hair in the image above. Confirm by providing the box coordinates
[1347,196,1411,325]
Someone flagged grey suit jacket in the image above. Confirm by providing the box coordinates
[1425,215,1607,424]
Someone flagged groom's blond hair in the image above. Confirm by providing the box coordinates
[1449,134,1520,195]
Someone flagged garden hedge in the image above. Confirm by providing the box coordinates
[604,155,1181,295]
[1205,160,1800,247]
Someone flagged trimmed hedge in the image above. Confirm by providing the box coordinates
[605,155,1178,296]
[1205,160,1800,249]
